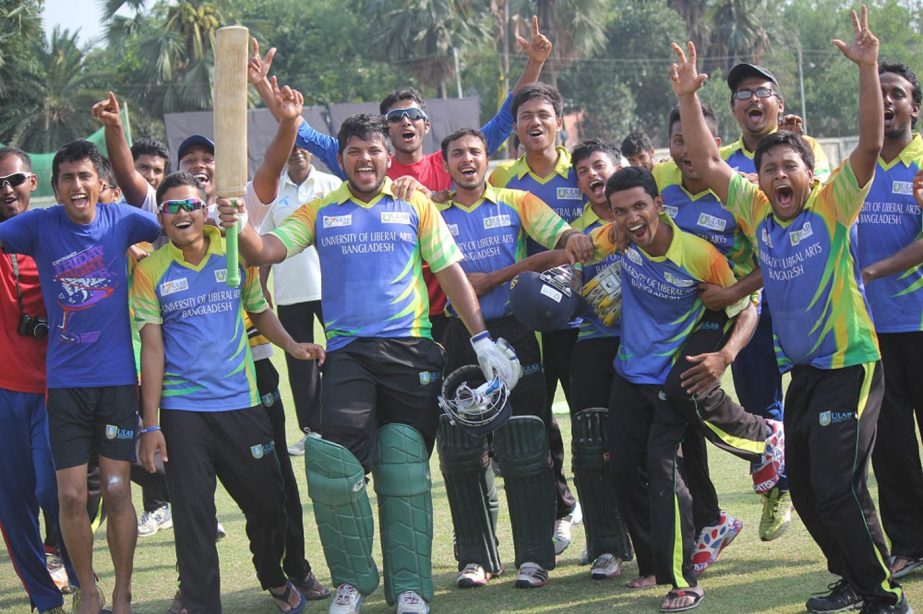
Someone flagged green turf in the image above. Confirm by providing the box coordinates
[2,354,920,613]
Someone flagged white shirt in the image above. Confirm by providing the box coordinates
[260,167,342,305]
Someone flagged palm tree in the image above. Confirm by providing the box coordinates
[0,0,43,98]
[707,0,770,71]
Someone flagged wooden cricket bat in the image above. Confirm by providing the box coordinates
[213,25,249,288]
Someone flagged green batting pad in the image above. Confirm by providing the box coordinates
[572,408,634,561]
[304,435,379,595]
[373,424,434,605]
[437,415,502,573]
[493,416,557,569]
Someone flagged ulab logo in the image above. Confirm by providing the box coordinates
[214,269,227,282]
[557,187,583,200]
[447,223,459,236]
[323,214,352,228]
[250,441,275,459]
[818,410,855,427]
[419,370,441,385]
[697,212,727,232]
[105,425,134,440]
[663,205,679,218]
[789,221,814,246]
[892,181,913,196]
[160,278,188,296]
[381,211,411,224]
[664,271,694,288]
[483,214,512,229]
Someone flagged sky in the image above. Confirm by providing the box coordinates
[43,0,107,46]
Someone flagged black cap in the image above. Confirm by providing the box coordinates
[727,63,779,92]
[177,135,214,163]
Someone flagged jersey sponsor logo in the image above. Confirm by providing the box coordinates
[540,284,563,303]
[818,410,856,426]
[105,424,134,440]
[250,441,275,460]
[483,214,512,229]
[625,247,643,265]
[663,271,695,288]
[323,214,353,228]
[761,227,774,248]
[664,205,679,218]
[697,212,727,232]
[447,223,460,236]
[160,278,188,296]
[892,180,914,196]
[214,269,228,282]
[789,221,814,246]
[381,211,411,224]
[556,187,583,200]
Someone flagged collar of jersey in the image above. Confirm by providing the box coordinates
[632,212,684,263]
[573,203,609,231]
[165,224,222,271]
[447,183,502,211]
[510,146,571,182]
[655,160,716,202]
[879,133,923,170]
[329,176,394,208]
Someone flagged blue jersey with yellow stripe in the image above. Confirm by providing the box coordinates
[571,206,619,340]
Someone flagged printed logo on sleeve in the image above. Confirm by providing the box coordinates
[663,205,679,218]
[483,214,512,229]
[160,278,188,296]
[381,211,411,224]
[323,214,353,228]
[556,187,583,200]
[789,221,814,246]
[892,181,914,196]
[696,212,727,232]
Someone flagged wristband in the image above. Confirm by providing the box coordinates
[140,425,161,434]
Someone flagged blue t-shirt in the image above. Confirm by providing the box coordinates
[855,134,923,333]
[0,204,160,388]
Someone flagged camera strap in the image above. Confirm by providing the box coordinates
[9,254,25,317]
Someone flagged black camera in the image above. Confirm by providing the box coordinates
[18,314,49,339]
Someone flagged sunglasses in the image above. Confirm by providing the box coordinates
[0,172,33,189]
[385,107,428,123]
[733,87,778,100]
[159,197,207,214]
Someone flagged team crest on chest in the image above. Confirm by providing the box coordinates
[789,221,814,246]
[447,223,459,236]
[892,180,913,196]
[625,247,643,265]
[483,214,512,229]
[556,187,583,200]
[381,211,411,224]
[697,212,727,232]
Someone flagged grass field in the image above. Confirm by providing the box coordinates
[2,353,921,613]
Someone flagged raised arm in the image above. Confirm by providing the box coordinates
[670,42,736,204]
[833,5,882,188]
[92,91,150,206]
[252,79,304,204]
[217,197,289,265]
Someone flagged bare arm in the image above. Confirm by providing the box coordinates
[138,323,168,472]
[259,264,274,309]
[249,308,325,364]
[92,91,150,206]
[217,198,289,265]
[680,303,757,396]
[697,268,764,311]
[468,249,570,297]
[834,6,882,188]
[510,16,552,94]
[252,80,303,204]
[434,262,486,335]
[669,42,736,204]
[862,238,923,284]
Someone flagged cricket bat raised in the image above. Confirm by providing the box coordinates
[213,25,249,288]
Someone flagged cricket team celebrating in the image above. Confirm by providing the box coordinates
[1,4,922,614]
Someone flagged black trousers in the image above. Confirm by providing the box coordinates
[608,373,696,589]
[786,362,900,602]
[131,464,169,513]
[277,301,324,434]
[872,332,923,560]
[254,358,313,580]
[541,328,579,519]
[569,337,619,412]
[162,406,287,614]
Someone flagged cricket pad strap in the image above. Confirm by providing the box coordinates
[373,424,434,605]
[304,435,379,596]
[493,415,556,570]
[437,415,502,573]
[572,408,634,562]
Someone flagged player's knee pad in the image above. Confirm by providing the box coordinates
[493,415,556,570]
[572,408,633,562]
[304,434,379,595]
[373,423,433,605]
[437,415,502,573]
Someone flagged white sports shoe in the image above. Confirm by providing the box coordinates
[515,562,550,588]
[457,563,489,588]
[553,501,583,555]
[137,505,173,537]
[396,591,429,614]
[590,553,622,580]
[288,435,308,456]
[329,584,362,614]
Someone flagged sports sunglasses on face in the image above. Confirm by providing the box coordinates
[385,107,428,122]
[159,197,207,214]
[0,172,34,189]
[733,87,777,100]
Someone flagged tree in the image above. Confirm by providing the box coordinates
[0,0,43,98]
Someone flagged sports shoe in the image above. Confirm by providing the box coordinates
[590,553,622,580]
[137,504,173,537]
[553,501,583,555]
[290,571,331,600]
[216,522,227,541]
[457,563,490,588]
[396,590,429,614]
[752,420,785,495]
[860,593,912,614]
[759,487,793,541]
[45,553,73,594]
[329,584,362,614]
[288,435,308,456]
[515,562,550,588]
[805,578,863,613]
[168,589,188,614]
[692,511,743,576]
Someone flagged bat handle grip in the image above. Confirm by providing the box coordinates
[226,221,240,288]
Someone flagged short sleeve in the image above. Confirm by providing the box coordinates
[518,192,569,250]
[243,181,271,230]
[415,196,463,273]
[0,208,41,255]
[817,160,872,226]
[241,266,268,313]
[269,202,318,258]
[125,205,161,245]
[132,259,162,328]
[725,173,768,241]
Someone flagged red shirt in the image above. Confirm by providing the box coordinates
[0,253,47,393]
[387,152,451,316]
